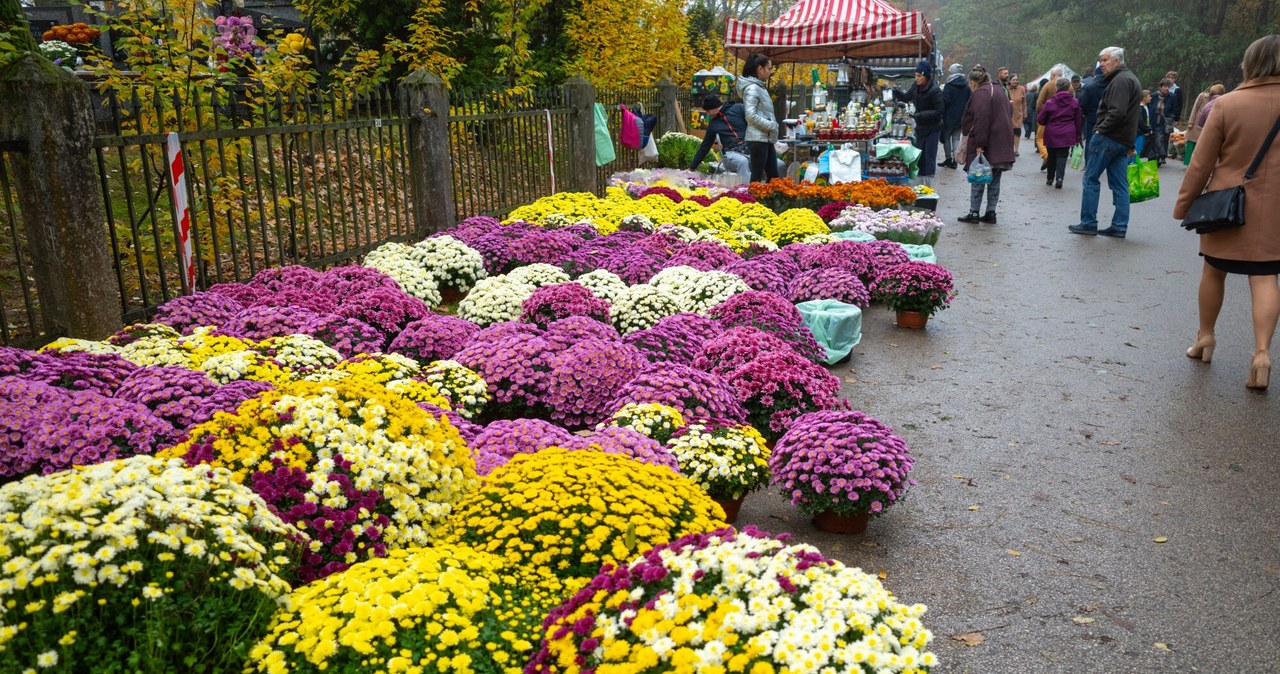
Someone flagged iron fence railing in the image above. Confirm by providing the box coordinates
[448,86,577,220]
[594,86,664,192]
[91,82,413,323]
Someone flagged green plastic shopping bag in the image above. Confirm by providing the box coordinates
[1068,144,1084,170]
[1127,159,1160,203]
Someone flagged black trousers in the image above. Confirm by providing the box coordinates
[748,141,779,183]
[1046,146,1071,183]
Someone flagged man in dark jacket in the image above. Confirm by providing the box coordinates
[1070,46,1143,239]
[894,60,945,184]
[1164,70,1182,159]
[689,95,755,183]
[938,63,970,168]
[1076,65,1106,153]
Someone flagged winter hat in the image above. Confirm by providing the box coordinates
[948,63,964,75]
[915,60,932,77]
[701,95,722,111]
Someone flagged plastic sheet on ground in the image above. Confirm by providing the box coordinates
[795,299,863,365]
[832,230,877,242]
[900,243,937,263]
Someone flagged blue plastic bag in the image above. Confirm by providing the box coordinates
[967,154,993,184]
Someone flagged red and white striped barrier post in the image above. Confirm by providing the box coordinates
[165,132,196,294]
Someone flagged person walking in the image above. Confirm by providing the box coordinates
[957,66,1015,224]
[1035,67,1064,169]
[1009,74,1027,156]
[892,60,945,185]
[1183,82,1226,165]
[1024,81,1039,140]
[1150,80,1174,165]
[938,63,970,168]
[1174,35,1280,390]
[1077,65,1106,154]
[1037,77,1083,188]
[1069,46,1142,238]
[737,53,779,184]
[1164,70,1183,159]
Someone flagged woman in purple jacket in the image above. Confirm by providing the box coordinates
[1036,77,1084,189]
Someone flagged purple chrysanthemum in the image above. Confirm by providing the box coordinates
[388,314,480,364]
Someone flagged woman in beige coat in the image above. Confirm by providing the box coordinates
[1183,82,1226,165]
[1174,35,1280,390]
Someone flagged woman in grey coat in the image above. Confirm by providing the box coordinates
[738,53,779,183]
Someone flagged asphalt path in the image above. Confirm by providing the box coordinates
[733,155,1280,673]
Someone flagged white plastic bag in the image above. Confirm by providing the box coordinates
[803,162,820,183]
[828,146,862,184]
[967,153,993,184]
[639,135,658,164]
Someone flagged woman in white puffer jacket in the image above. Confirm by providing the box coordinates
[738,53,779,183]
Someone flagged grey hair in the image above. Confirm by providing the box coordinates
[1055,77,1071,91]
[1100,46,1125,65]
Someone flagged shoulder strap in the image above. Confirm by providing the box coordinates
[1245,114,1280,180]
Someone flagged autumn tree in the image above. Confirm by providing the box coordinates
[566,0,695,88]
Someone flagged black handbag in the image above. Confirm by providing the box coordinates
[1182,113,1280,234]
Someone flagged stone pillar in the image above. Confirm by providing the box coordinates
[563,76,597,194]
[399,70,455,236]
[0,53,122,340]
[657,78,680,136]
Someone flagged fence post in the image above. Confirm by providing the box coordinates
[564,76,596,194]
[0,53,122,340]
[400,70,455,236]
[656,78,680,136]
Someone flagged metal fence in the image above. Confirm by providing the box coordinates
[448,86,577,220]
[0,77,675,347]
[594,86,665,192]
[91,82,414,324]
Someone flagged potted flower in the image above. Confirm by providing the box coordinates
[723,350,847,444]
[434,447,725,580]
[769,410,917,533]
[871,260,956,328]
[527,527,938,674]
[666,421,771,523]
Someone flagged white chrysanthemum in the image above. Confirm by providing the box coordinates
[37,338,120,355]
[456,277,536,326]
[420,360,490,419]
[505,263,570,288]
[117,336,196,368]
[574,269,629,306]
[409,235,487,292]
[611,285,681,335]
[256,334,342,372]
[363,242,443,304]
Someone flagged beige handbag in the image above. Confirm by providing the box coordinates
[955,134,969,165]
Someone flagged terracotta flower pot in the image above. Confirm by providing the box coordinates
[713,495,745,524]
[811,510,870,534]
[895,310,928,329]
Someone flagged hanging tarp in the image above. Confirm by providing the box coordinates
[725,0,935,63]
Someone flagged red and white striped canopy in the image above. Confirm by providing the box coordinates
[725,0,934,63]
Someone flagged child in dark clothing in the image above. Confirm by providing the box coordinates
[1136,90,1153,161]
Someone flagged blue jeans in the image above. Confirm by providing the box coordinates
[1080,133,1132,231]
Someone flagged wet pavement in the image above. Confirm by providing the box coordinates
[732,157,1280,672]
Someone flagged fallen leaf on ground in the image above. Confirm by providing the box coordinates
[860,541,878,548]
[1006,549,1021,556]
[1120,473,1137,484]
[1263,566,1280,576]
[967,505,980,511]
[1098,439,1120,446]
[1072,617,1095,624]
[1154,642,1173,652]
[930,364,942,369]
[1083,602,1100,612]
[951,632,985,646]
[877,570,888,579]
[1153,536,1168,543]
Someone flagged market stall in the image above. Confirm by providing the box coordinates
[724,0,936,185]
